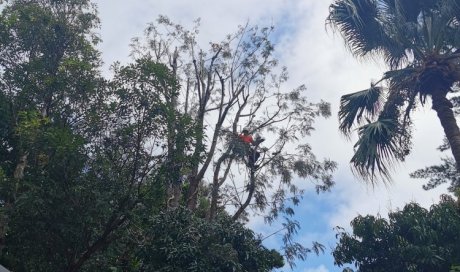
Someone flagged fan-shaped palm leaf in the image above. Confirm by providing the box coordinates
[452,0,460,22]
[384,66,417,83]
[384,66,419,104]
[351,118,406,183]
[339,85,383,135]
[327,0,387,56]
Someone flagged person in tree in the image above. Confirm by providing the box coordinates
[239,128,254,145]
[239,128,264,168]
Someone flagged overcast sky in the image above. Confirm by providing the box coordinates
[93,1,450,271]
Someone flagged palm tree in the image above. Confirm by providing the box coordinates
[327,0,460,182]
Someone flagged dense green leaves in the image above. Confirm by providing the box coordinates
[334,196,460,272]
[0,0,334,270]
[140,208,284,272]
[0,0,101,122]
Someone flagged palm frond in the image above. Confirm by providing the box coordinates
[395,0,423,22]
[380,87,414,154]
[380,1,424,67]
[381,37,411,69]
[384,69,418,108]
[429,4,459,52]
[384,66,418,90]
[436,0,460,52]
[403,89,418,122]
[451,0,460,22]
[339,85,383,135]
[446,26,460,54]
[351,117,410,184]
[327,0,386,56]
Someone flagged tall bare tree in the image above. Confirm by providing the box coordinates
[132,16,336,266]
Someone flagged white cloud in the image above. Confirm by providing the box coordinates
[303,264,329,272]
[270,0,448,232]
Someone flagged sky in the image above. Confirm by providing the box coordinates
[93,1,450,271]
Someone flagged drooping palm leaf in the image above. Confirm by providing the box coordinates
[339,85,383,135]
[381,36,411,69]
[384,66,419,101]
[425,5,459,52]
[328,0,421,67]
[452,0,460,22]
[380,0,429,67]
[437,0,460,52]
[351,118,408,183]
[396,0,423,22]
[383,66,418,84]
[327,0,386,56]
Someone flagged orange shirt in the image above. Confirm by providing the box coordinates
[239,134,254,144]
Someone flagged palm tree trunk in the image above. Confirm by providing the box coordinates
[431,92,460,170]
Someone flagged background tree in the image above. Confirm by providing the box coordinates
[138,208,284,272]
[0,1,111,270]
[327,0,460,183]
[0,1,180,270]
[131,16,336,266]
[0,0,334,270]
[333,195,460,272]
[411,156,460,192]
[410,94,460,193]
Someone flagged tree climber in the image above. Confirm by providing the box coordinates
[238,128,265,168]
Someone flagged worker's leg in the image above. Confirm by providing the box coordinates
[248,149,255,166]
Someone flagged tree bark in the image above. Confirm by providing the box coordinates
[431,92,460,171]
[232,169,256,221]
[66,215,126,272]
[185,114,205,210]
[209,153,233,220]
[166,50,184,210]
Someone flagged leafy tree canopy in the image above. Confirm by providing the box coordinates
[0,0,335,270]
[333,195,460,272]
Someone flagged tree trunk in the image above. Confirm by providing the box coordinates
[209,156,225,220]
[431,92,460,171]
[165,107,181,210]
[232,169,256,221]
[166,51,183,210]
[209,153,233,220]
[167,182,182,210]
[186,116,204,210]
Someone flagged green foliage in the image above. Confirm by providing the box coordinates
[411,157,460,193]
[333,195,460,272]
[139,208,284,272]
[4,128,89,271]
[0,0,331,270]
